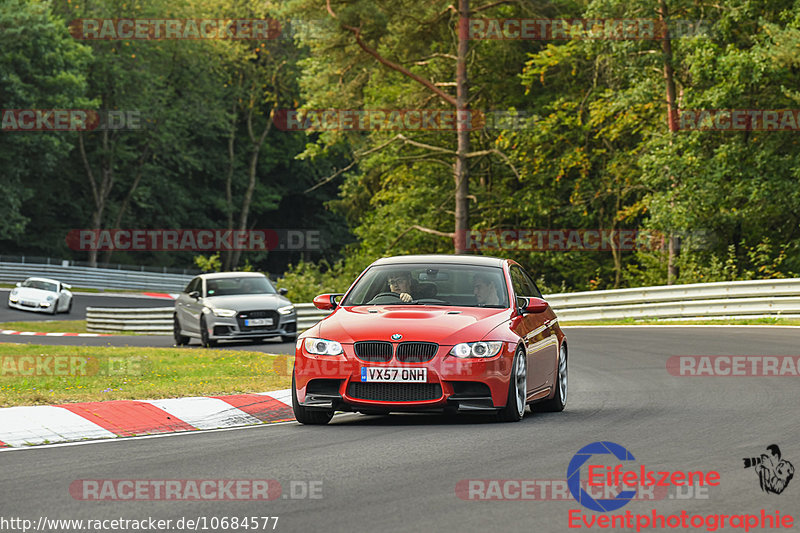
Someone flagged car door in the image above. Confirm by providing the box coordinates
[509,265,558,394]
[177,277,202,335]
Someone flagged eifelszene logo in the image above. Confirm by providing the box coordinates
[567,441,721,512]
[743,445,794,495]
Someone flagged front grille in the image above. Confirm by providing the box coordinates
[354,341,393,362]
[395,342,439,363]
[237,310,279,331]
[347,382,443,402]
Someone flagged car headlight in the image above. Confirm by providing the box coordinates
[212,308,237,317]
[46,295,55,301]
[304,337,343,356]
[11,289,17,296]
[449,341,504,358]
[9,295,19,303]
[278,305,295,315]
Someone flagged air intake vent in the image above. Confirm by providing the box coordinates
[347,383,443,402]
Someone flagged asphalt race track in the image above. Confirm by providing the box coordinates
[0,289,173,323]
[1,327,798,533]
[0,331,296,353]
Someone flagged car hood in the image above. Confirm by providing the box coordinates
[12,288,55,301]
[202,294,292,310]
[317,305,511,345]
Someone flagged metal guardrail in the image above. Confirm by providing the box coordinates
[547,278,800,321]
[86,278,800,334]
[0,262,193,292]
[87,307,174,334]
[86,304,330,335]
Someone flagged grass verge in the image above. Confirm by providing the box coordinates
[0,343,293,407]
[1,320,92,333]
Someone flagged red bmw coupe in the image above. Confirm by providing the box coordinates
[292,255,568,424]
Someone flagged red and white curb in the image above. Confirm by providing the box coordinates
[0,330,109,337]
[140,292,178,300]
[0,389,293,448]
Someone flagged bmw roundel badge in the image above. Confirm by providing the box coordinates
[391,333,402,340]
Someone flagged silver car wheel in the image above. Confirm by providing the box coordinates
[515,349,527,417]
[558,344,568,405]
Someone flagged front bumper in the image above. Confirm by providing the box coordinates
[8,299,53,312]
[294,342,516,413]
[205,311,296,340]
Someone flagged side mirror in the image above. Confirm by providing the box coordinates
[278,288,288,296]
[519,296,548,314]
[15,282,21,287]
[63,283,72,290]
[189,291,200,299]
[313,293,343,310]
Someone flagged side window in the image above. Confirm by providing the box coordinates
[519,268,543,298]
[184,277,200,294]
[510,266,538,297]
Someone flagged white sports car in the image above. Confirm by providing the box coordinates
[7,277,73,315]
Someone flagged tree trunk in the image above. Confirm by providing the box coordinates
[659,0,680,284]
[454,0,470,254]
[230,105,273,268]
[222,97,239,271]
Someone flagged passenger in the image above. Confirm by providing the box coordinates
[473,273,500,306]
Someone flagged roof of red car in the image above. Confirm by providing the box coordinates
[371,254,506,267]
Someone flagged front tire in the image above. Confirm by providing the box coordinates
[200,315,217,348]
[538,344,567,412]
[497,347,527,422]
[174,315,190,346]
[292,371,333,425]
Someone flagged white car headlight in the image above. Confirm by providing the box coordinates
[46,295,55,301]
[304,337,343,356]
[278,305,295,315]
[11,289,17,296]
[212,308,237,317]
[449,341,504,358]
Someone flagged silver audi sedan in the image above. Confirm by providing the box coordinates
[173,272,297,347]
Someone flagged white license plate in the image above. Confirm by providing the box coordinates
[245,318,272,326]
[361,367,427,383]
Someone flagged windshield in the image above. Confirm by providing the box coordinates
[22,280,57,292]
[204,276,276,297]
[341,264,509,307]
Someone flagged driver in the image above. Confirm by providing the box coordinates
[387,271,420,303]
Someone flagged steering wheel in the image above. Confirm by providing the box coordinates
[372,292,402,299]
